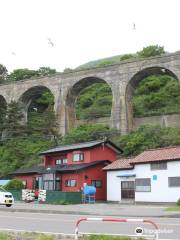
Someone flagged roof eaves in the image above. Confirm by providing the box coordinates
[103,166,134,171]
[131,158,180,165]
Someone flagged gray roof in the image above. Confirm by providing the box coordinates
[10,160,109,175]
[10,165,45,175]
[40,140,122,155]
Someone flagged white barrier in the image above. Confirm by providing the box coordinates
[75,217,159,240]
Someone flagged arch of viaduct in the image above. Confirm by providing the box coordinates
[0,53,180,135]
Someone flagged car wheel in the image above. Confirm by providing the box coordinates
[6,204,12,207]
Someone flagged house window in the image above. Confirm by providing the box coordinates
[56,159,62,165]
[168,177,180,187]
[151,162,167,170]
[92,180,102,188]
[55,158,67,165]
[65,179,77,187]
[62,158,68,164]
[73,152,84,162]
[135,178,151,192]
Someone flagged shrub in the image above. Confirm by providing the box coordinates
[177,199,180,206]
[4,179,24,190]
[120,54,135,61]
[137,45,165,58]
[132,75,180,117]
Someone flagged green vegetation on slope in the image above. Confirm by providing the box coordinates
[132,75,180,117]
[62,124,117,145]
[0,91,61,178]
[1,113,180,177]
[62,123,180,156]
[0,136,55,178]
[75,83,112,119]
[0,66,56,84]
[75,74,180,120]
[0,45,180,178]
[77,45,165,69]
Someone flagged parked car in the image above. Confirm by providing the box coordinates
[0,189,14,207]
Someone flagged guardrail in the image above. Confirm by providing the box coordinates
[75,217,159,240]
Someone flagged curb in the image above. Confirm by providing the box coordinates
[0,207,180,218]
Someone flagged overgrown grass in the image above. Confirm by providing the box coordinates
[83,236,145,240]
[0,232,59,240]
[0,232,145,240]
[165,206,180,211]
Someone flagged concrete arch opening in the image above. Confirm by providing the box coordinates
[126,67,179,131]
[66,77,113,131]
[18,86,55,123]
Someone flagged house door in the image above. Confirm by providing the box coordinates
[121,181,135,199]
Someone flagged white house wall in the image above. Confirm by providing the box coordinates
[107,169,136,201]
[107,161,180,203]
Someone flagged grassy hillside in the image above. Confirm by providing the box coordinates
[76,55,123,70]
[75,83,112,119]
[76,45,166,70]
[133,75,180,117]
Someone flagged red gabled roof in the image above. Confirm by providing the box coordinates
[131,146,180,164]
[103,157,134,170]
[103,146,180,170]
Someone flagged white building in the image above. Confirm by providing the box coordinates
[104,146,180,203]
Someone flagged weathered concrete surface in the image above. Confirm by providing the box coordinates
[0,53,180,135]
[134,114,180,130]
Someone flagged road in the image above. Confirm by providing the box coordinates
[0,211,179,239]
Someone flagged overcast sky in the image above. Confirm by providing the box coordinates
[0,0,180,72]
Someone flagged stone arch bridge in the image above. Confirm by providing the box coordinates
[0,52,180,135]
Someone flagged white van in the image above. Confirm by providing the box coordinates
[0,190,14,207]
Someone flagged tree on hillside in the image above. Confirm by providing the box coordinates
[27,91,61,144]
[114,124,180,156]
[0,64,8,83]
[37,67,56,76]
[62,124,118,144]
[8,69,38,81]
[137,45,165,58]
[8,67,57,81]
[63,68,73,73]
[0,106,6,137]
[3,101,25,138]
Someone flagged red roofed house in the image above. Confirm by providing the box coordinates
[104,146,180,203]
[11,140,122,200]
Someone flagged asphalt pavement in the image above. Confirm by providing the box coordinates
[0,211,179,239]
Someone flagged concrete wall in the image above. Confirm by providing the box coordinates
[107,160,180,203]
[133,114,180,130]
[1,52,180,135]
